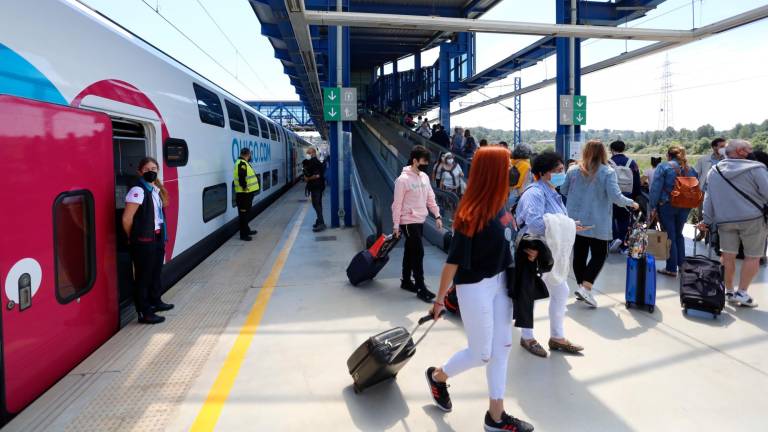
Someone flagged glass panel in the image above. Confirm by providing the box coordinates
[258,116,269,139]
[262,171,271,190]
[54,191,95,303]
[245,111,259,136]
[224,100,245,133]
[193,83,224,127]
[202,183,227,222]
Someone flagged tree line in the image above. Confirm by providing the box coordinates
[466,119,768,155]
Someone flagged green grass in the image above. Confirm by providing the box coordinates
[627,154,702,171]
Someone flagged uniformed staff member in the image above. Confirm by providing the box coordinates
[234,147,260,241]
[122,157,174,324]
[302,147,326,232]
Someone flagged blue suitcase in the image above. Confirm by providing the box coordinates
[626,254,657,313]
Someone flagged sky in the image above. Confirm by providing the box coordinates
[79,0,768,132]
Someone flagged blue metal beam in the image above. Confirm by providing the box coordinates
[304,0,462,17]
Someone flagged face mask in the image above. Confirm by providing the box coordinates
[549,172,566,188]
[418,164,430,174]
[445,158,454,164]
[305,154,312,160]
[718,148,726,157]
[142,171,158,183]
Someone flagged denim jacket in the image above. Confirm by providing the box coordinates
[560,165,635,240]
[649,159,698,209]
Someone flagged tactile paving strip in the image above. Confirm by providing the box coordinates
[62,191,302,432]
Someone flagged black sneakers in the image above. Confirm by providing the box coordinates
[484,411,534,432]
[138,312,165,324]
[425,367,452,412]
[415,279,436,303]
[400,278,418,293]
[150,301,174,312]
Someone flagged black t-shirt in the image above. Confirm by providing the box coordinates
[447,210,514,285]
[302,157,324,191]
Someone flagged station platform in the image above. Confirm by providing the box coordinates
[6,184,768,432]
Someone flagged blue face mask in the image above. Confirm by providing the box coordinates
[549,172,566,188]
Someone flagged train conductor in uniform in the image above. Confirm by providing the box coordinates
[122,157,174,324]
[234,147,260,241]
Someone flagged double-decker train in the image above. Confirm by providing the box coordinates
[0,0,311,421]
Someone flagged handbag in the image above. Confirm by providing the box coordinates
[646,222,671,260]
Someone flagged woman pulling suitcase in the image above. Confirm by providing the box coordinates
[426,147,535,432]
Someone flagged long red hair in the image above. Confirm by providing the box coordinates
[453,146,511,237]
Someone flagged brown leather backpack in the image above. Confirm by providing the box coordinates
[669,165,703,209]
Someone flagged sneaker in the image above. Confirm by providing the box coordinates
[138,312,165,324]
[240,235,252,241]
[150,301,174,312]
[416,288,436,303]
[400,278,418,293]
[312,223,327,232]
[733,290,758,308]
[609,239,623,253]
[425,367,452,412]
[726,290,735,303]
[484,411,534,432]
[575,286,597,308]
[249,229,258,235]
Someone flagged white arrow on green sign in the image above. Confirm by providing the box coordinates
[573,95,587,125]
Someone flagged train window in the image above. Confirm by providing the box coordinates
[257,116,269,139]
[244,111,259,136]
[193,83,225,127]
[202,183,227,222]
[224,100,245,133]
[254,174,261,195]
[262,171,271,190]
[272,169,279,186]
[164,138,188,167]
[53,190,96,304]
[268,122,277,141]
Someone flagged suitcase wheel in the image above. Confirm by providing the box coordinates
[625,301,631,309]
[647,305,655,313]
[683,308,688,315]
[353,385,361,394]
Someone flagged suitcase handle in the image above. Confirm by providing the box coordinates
[389,311,445,364]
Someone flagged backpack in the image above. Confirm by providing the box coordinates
[669,165,703,209]
[611,158,634,193]
[509,165,521,189]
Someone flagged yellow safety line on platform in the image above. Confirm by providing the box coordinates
[190,204,309,432]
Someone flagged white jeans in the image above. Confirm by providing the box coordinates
[442,272,512,400]
[521,279,569,340]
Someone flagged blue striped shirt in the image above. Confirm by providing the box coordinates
[516,180,567,237]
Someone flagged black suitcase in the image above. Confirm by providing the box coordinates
[346,234,398,286]
[680,255,725,318]
[347,312,443,393]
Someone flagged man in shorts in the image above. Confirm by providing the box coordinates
[701,139,768,307]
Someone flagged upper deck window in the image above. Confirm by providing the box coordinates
[245,111,260,136]
[224,100,245,133]
[193,83,225,127]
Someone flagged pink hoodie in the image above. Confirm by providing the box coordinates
[392,166,440,229]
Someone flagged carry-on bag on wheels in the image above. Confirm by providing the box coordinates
[346,234,398,286]
[679,255,725,318]
[347,311,444,393]
[626,254,657,313]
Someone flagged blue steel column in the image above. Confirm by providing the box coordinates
[326,24,352,227]
[414,51,421,109]
[555,0,581,157]
[514,77,522,147]
[438,44,450,130]
[392,60,400,111]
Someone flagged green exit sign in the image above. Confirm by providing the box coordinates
[573,95,586,125]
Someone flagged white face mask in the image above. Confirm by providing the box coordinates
[445,158,454,164]
[305,154,312,160]
[718,148,726,157]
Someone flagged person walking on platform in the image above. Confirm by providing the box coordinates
[650,146,698,276]
[122,157,174,324]
[303,147,326,232]
[609,140,641,253]
[516,151,585,357]
[462,129,478,161]
[392,145,443,303]
[426,146,535,432]
[700,139,768,307]
[450,127,464,155]
[560,140,639,308]
[234,148,260,241]
[508,144,533,210]
[693,137,726,240]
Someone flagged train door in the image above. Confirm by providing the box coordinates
[112,119,151,325]
[0,95,118,415]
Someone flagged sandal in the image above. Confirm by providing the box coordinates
[520,338,548,358]
[657,269,677,277]
[548,338,584,354]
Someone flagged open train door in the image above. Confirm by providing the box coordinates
[0,95,118,417]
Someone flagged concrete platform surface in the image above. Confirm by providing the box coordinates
[7,186,768,431]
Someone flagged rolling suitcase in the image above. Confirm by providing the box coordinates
[679,255,725,318]
[347,311,444,394]
[625,254,657,313]
[346,234,398,286]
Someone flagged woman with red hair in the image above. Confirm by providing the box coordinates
[425,147,534,432]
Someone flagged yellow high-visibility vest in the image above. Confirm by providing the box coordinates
[233,159,260,193]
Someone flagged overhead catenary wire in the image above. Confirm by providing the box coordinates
[138,0,275,99]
